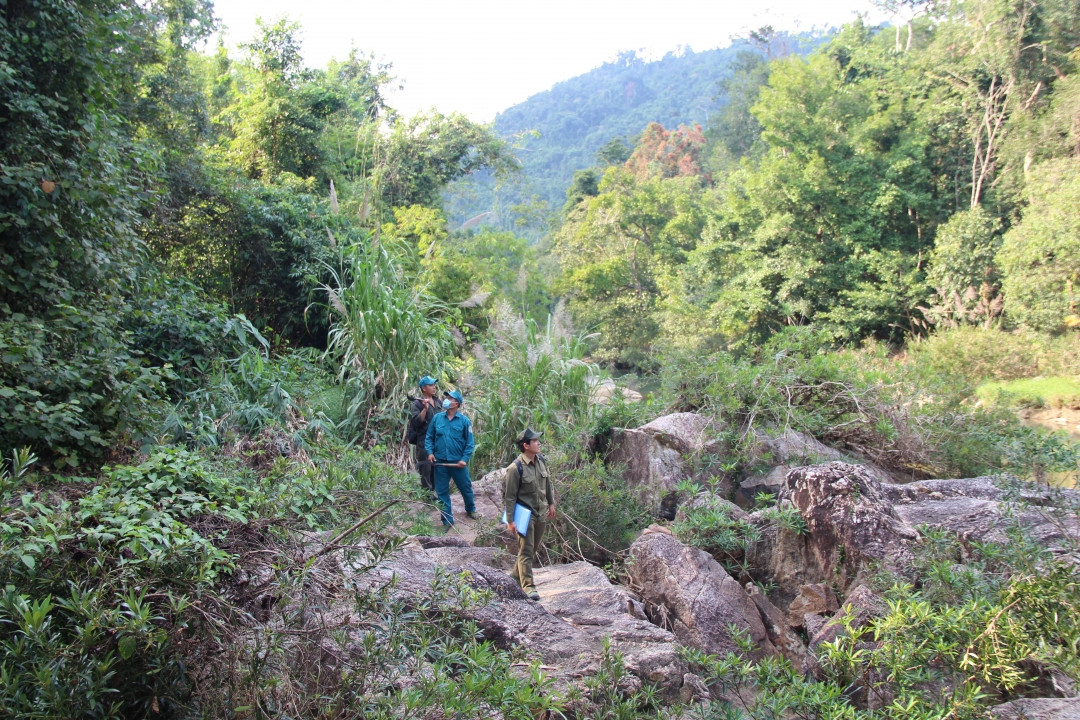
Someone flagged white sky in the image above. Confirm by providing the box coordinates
[210,0,889,122]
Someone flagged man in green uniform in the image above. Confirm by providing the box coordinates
[504,428,556,600]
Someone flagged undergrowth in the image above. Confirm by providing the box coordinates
[656,327,1080,484]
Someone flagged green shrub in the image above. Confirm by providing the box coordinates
[162,346,334,448]
[549,458,652,564]
[0,308,168,468]
[654,328,1080,482]
[323,238,454,445]
[909,327,1080,385]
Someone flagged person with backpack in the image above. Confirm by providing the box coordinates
[503,428,556,600]
[424,389,477,531]
[409,376,440,499]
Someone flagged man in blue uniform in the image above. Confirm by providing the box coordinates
[424,389,477,530]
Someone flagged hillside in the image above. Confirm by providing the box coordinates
[444,34,821,233]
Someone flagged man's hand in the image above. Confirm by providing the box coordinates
[547,504,556,520]
[428,454,435,463]
[455,460,466,468]
[506,521,517,536]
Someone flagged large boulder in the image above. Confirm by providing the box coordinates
[627,526,777,659]
[607,412,728,519]
[990,698,1080,719]
[745,463,918,602]
[738,430,897,507]
[751,429,850,467]
[534,561,695,699]
[590,377,643,405]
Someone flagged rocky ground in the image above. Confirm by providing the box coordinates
[237,414,1080,718]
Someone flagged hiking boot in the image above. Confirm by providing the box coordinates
[527,590,540,601]
[441,524,453,534]
[466,511,478,520]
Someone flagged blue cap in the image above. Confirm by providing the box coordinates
[418,376,437,387]
[443,389,464,404]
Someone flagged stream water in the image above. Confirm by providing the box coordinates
[1019,408,1080,488]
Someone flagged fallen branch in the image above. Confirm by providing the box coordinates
[306,500,402,562]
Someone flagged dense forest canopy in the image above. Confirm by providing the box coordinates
[0,0,1077,459]
[444,33,823,233]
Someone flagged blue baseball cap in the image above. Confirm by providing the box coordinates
[443,389,464,405]
[418,376,437,387]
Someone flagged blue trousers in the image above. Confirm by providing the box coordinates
[433,462,475,526]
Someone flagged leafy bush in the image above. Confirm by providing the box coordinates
[162,346,334,448]
[123,270,262,386]
[0,307,168,467]
[549,458,652,564]
[909,327,1080,386]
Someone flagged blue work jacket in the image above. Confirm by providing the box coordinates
[424,411,475,463]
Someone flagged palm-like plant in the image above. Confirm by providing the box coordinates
[470,307,598,470]
[322,236,453,441]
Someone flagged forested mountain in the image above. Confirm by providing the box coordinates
[444,33,820,233]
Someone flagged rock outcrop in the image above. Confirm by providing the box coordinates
[883,476,1080,557]
[607,412,728,518]
[746,462,918,602]
[344,537,701,699]
[627,526,777,658]
[990,698,1080,719]
[533,561,692,698]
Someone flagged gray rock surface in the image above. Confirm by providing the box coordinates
[345,538,696,698]
[607,412,728,519]
[990,697,1080,719]
[627,527,777,658]
[884,477,1080,556]
[535,561,692,696]
[746,463,918,601]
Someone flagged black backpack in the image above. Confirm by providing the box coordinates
[406,396,420,445]
[512,453,546,480]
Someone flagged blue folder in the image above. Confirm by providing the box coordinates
[500,503,533,536]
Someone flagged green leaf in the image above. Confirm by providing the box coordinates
[19,554,34,570]
[118,635,136,660]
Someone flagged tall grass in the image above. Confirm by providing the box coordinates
[322,237,454,443]
[468,306,598,470]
